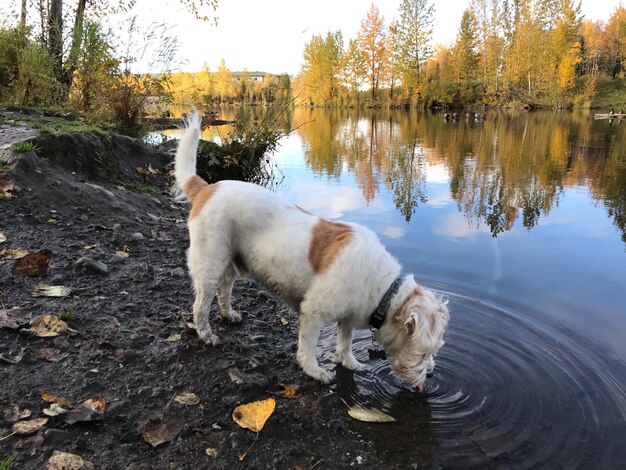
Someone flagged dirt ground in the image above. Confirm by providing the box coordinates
[0,110,429,470]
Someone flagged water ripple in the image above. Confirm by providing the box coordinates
[318,290,626,468]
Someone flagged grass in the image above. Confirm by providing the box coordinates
[590,78,626,109]
[130,183,158,194]
[0,456,15,470]
[17,116,109,138]
[60,309,76,323]
[10,141,40,154]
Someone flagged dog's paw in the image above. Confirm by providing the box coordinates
[342,356,366,371]
[307,367,334,384]
[197,329,220,346]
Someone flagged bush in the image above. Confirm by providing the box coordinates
[12,43,57,106]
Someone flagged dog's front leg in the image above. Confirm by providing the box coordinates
[336,320,365,371]
[297,314,333,384]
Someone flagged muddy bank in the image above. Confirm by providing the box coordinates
[0,113,428,469]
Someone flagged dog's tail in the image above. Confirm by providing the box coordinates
[173,109,207,202]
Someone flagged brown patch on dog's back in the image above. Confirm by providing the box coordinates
[187,179,220,221]
[309,219,353,273]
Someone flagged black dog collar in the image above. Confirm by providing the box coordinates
[369,276,404,330]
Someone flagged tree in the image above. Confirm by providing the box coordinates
[340,38,367,105]
[392,0,435,100]
[449,10,479,84]
[214,58,235,102]
[301,31,343,105]
[357,4,388,100]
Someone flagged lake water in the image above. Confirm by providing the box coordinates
[161,108,626,467]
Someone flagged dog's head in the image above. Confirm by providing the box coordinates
[380,286,449,391]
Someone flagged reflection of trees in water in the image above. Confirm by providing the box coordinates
[293,108,626,242]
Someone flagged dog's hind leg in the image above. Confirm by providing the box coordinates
[217,263,242,324]
[188,246,231,346]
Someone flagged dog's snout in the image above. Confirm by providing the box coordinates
[426,370,434,378]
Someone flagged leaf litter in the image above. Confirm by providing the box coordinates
[31,284,72,297]
[0,307,33,329]
[29,315,68,337]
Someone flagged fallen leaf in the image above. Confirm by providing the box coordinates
[0,307,33,329]
[232,398,276,433]
[277,315,289,326]
[29,315,68,337]
[1,248,29,259]
[173,393,199,406]
[0,347,25,364]
[12,252,49,276]
[47,450,94,470]
[35,348,69,363]
[166,332,182,342]
[31,284,72,298]
[41,391,73,408]
[0,232,6,243]
[43,403,67,417]
[135,166,145,174]
[63,397,106,424]
[115,250,129,258]
[205,447,219,458]
[137,418,185,447]
[0,171,14,197]
[11,417,48,435]
[84,244,96,250]
[277,384,300,398]
[3,404,31,422]
[147,163,159,174]
[347,406,396,423]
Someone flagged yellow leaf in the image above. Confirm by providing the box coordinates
[1,248,29,259]
[173,392,200,406]
[12,417,48,435]
[232,398,275,433]
[347,406,395,423]
[12,252,49,276]
[29,315,68,337]
[277,383,300,398]
[166,332,182,342]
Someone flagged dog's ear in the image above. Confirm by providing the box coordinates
[406,309,441,352]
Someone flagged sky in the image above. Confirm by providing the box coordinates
[111,0,624,74]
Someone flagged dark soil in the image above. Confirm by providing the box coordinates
[0,111,418,469]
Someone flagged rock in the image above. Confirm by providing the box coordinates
[171,267,185,278]
[75,257,108,275]
[109,254,128,264]
[228,368,269,388]
[129,232,144,241]
[327,419,343,434]
[49,273,64,284]
[44,428,73,445]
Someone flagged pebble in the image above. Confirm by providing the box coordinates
[75,257,108,275]
[327,419,343,434]
[44,428,73,445]
[109,254,128,264]
[129,232,144,241]
[171,267,186,278]
[49,273,64,284]
[228,368,269,388]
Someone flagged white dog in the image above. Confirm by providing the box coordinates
[174,111,449,390]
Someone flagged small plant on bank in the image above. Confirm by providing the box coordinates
[60,309,76,323]
[11,141,40,154]
[0,456,16,470]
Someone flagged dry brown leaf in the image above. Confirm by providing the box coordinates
[347,406,396,423]
[137,418,185,447]
[173,392,199,406]
[31,284,72,298]
[41,390,73,408]
[0,348,25,364]
[47,450,94,470]
[12,252,49,276]
[63,397,106,424]
[12,417,48,435]
[277,384,300,398]
[115,250,129,258]
[29,315,68,337]
[35,348,69,363]
[205,447,219,458]
[1,248,29,259]
[0,307,33,329]
[3,404,31,422]
[147,163,159,174]
[0,232,6,243]
[135,166,145,174]
[232,398,275,433]
[0,171,14,197]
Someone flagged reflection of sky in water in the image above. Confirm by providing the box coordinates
[273,133,626,360]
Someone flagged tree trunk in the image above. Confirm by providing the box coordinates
[66,0,87,87]
[19,0,27,28]
[48,0,63,81]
